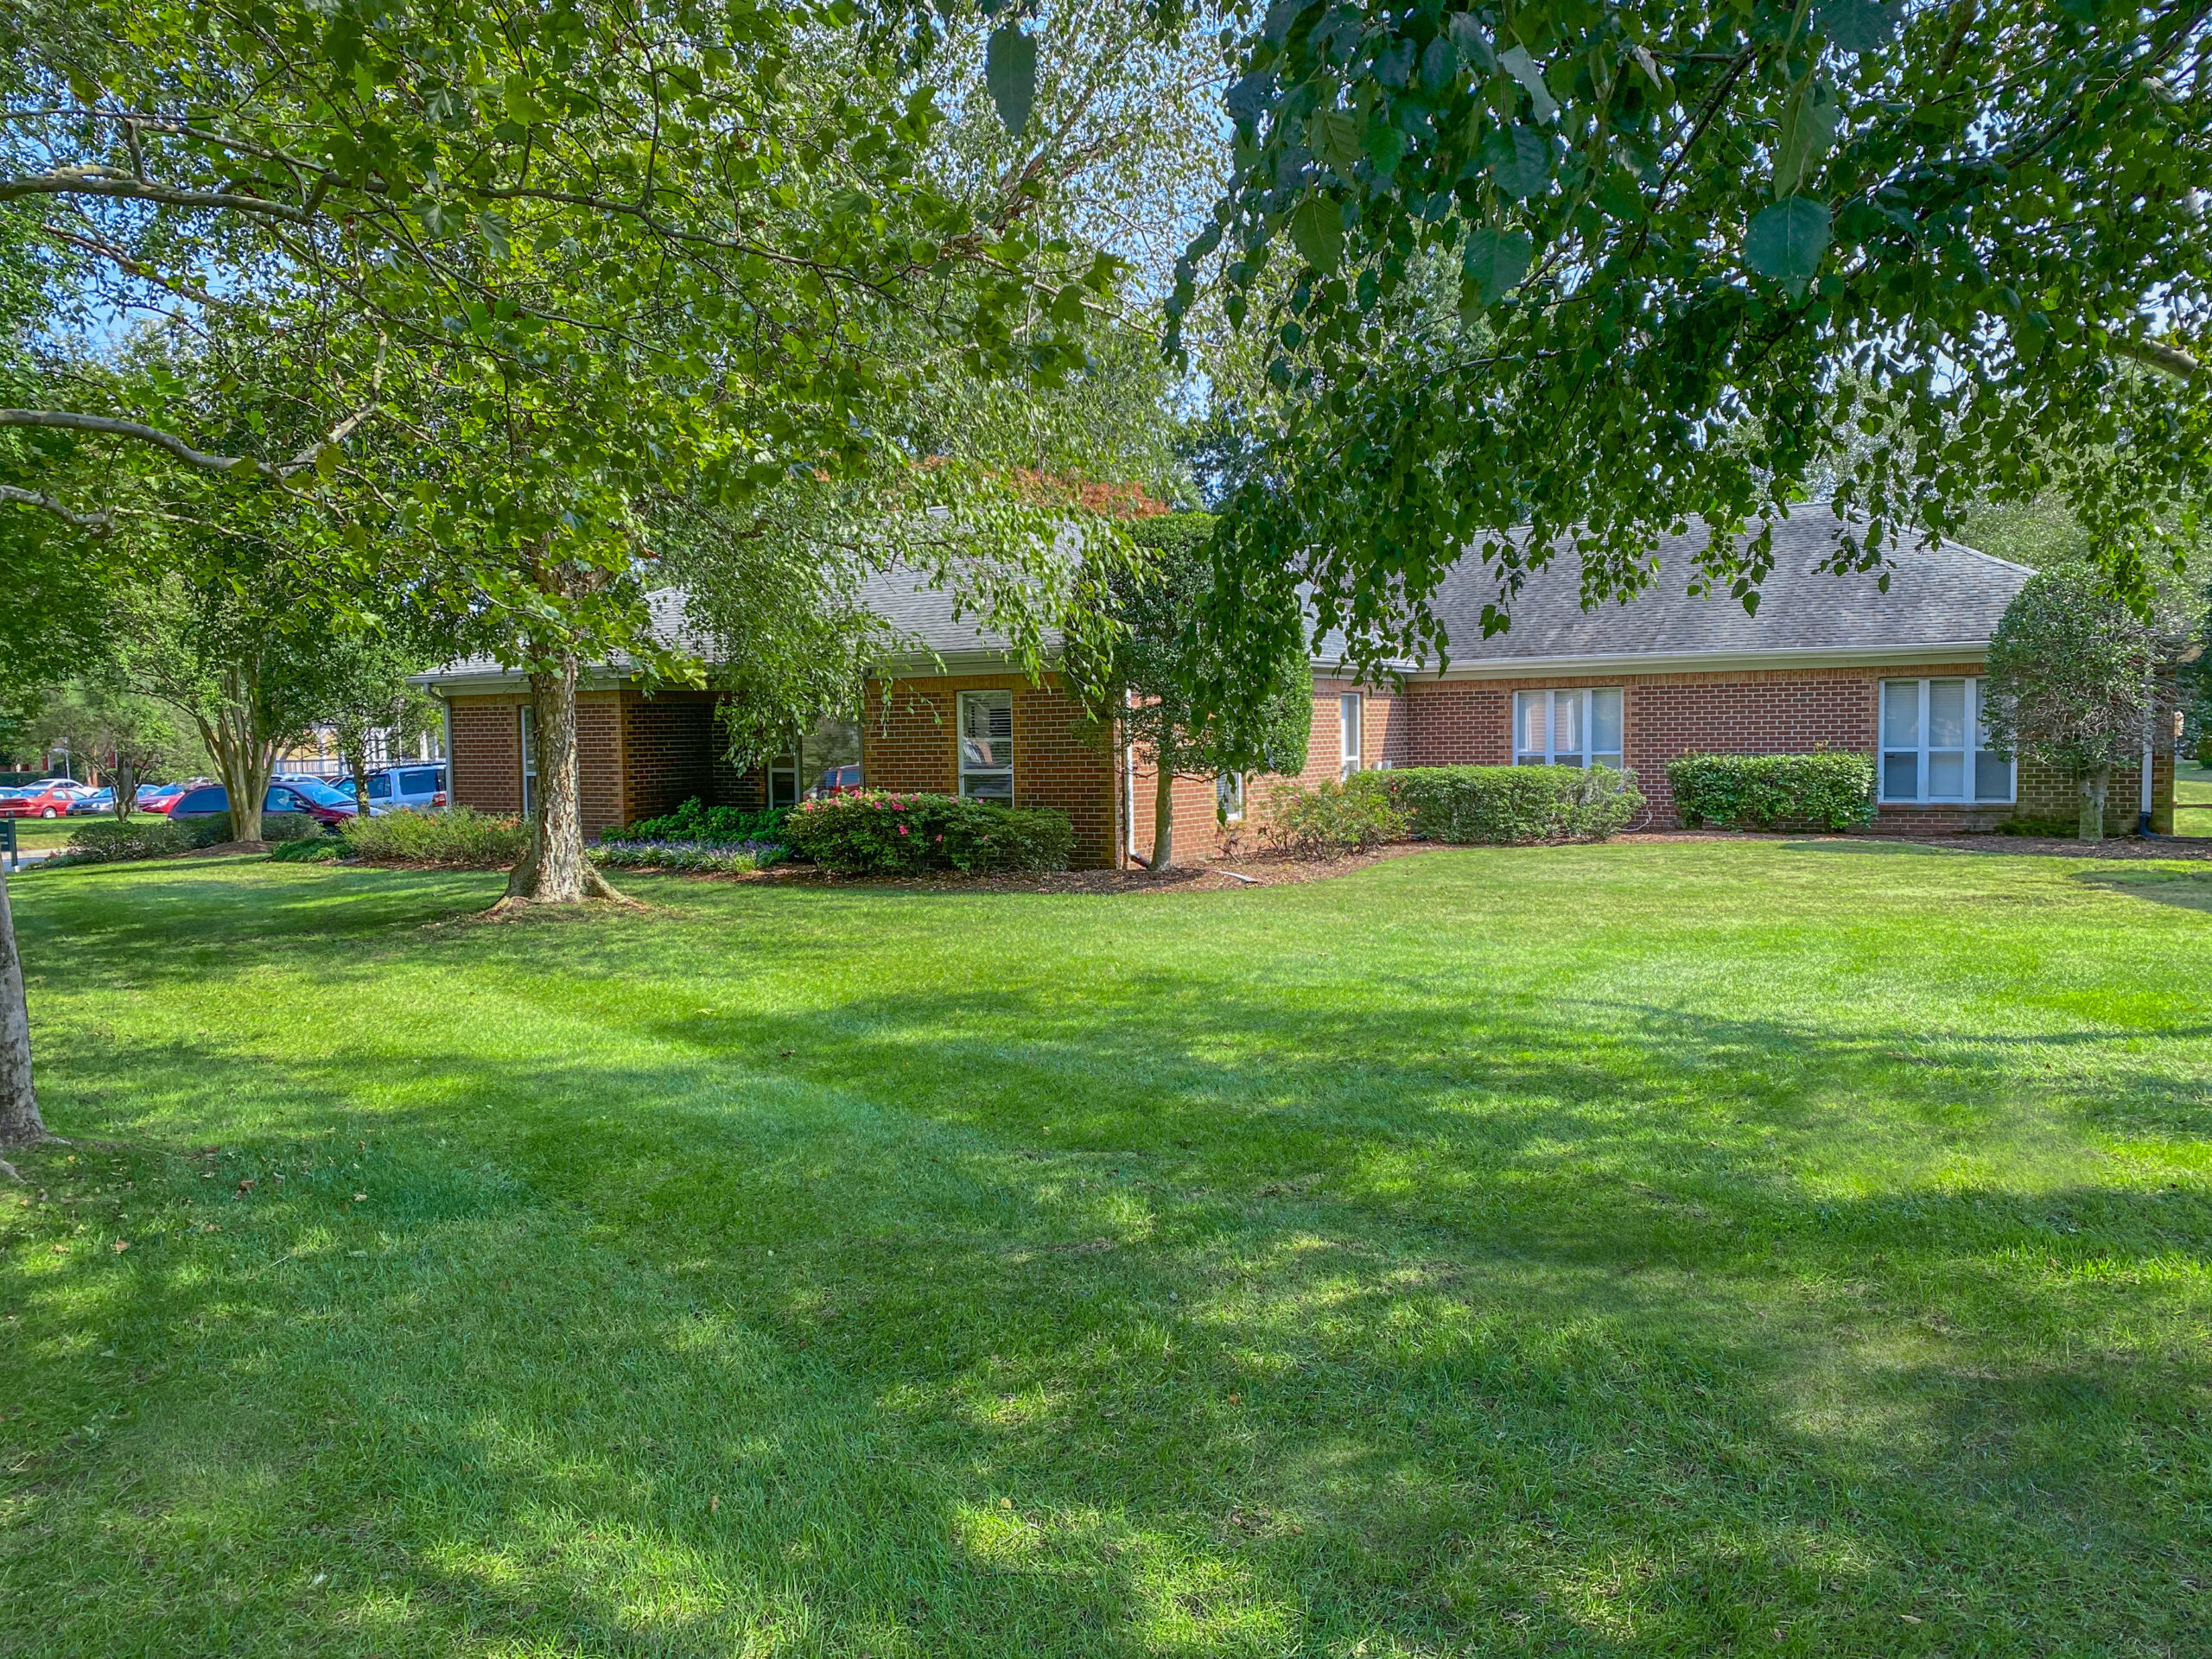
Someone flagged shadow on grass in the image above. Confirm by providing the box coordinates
[12,1013,2208,1655]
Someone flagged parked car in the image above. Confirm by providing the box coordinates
[138,781,197,814]
[346,764,448,815]
[0,784,85,819]
[167,782,359,829]
[67,788,117,816]
[808,765,864,799]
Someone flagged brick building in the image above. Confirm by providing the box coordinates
[417,512,2177,863]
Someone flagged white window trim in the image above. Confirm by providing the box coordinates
[1217,771,1246,823]
[1878,677,2016,805]
[1513,687,1624,768]
[957,690,1015,802]
[518,706,538,817]
[1339,693,1363,779]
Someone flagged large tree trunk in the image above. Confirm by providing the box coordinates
[1149,759,1175,870]
[0,862,44,1152]
[2079,766,2112,842]
[110,753,137,821]
[199,666,278,841]
[502,655,621,906]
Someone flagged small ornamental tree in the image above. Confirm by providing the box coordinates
[1980,564,2161,842]
[1071,511,1312,868]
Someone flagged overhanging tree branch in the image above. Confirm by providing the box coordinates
[0,168,314,223]
[0,483,112,536]
[2110,335,2204,382]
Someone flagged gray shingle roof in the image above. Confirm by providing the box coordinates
[1418,511,2032,667]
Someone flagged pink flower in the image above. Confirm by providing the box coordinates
[898,824,908,836]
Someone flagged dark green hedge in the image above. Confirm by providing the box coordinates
[1666,752,1876,831]
[1382,765,1644,843]
[625,796,791,842]
[782,790,1073,874]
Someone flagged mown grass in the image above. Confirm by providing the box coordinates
[3,817,83,851]
[2173,761,2212,838]
[3,842,2208,1657]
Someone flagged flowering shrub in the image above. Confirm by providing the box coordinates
[781,789,1073,874]
[590,837,784,875]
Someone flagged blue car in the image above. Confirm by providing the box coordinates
[67,788,117,815]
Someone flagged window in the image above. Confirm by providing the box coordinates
[1514,688,1624,768]
[519,707,538,817]
[958,690,1014,801]
[400,767,441,795]
[1880,677,2013,803]
[1339,694,1363,779]
[1216,771,1245,823]
[768,753,799,810]
[365,772,396,801]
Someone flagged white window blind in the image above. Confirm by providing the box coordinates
[1512,688,1623,768]
[518,706,538,817]
[1880,678,2013,803]
[958,690,1014,801]
[1216,772,1245,822]
[1339,694,1363,779]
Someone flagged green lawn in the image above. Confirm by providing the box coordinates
[3,846,2209,1658]
[2175,761,2212,838]
[3,816,84,852]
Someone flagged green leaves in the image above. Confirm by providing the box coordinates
[1289,197,1344,275]
[1482,126,1550,200]
[1461,228,1532,308]
[1310,109,1363,178]
[1815,0,1901,54]
[1771,79,1841,200]
[986,25,1035,138]
[1744,197,1831,284]
[1497,47,1558,122]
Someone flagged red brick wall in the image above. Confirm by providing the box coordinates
[622,691,717,825]
[441,690,625,836]
[448,698,522,815]
[862,673,1118,867]
[1125,679,1408,865]
[1400,664,2171,833]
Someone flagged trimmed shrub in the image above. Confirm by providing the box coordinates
[1667,752,1876,831]
[343,806,529,867]
[1262,775,1411,858]
[268,837,343,862]
[782,790,1074,874]
[260,811,321,842]
[50,817,197,865]
[624,796,792,842]
[590,838,784,875]
[1383,765,1643,844]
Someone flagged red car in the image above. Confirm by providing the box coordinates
[0,785,80,820]
[807,765,864,799]
[137,782,194,815]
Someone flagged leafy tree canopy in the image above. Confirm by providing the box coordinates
[1166,0,2212,722]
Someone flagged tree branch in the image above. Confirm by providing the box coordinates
[0,483,111,536]
[2109,334,2203,382]
[0,408,274,474]
[0,169,310,224]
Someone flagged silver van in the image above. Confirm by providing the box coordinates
[353,764,448,815]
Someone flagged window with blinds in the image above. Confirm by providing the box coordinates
[1512,688,1623,768]
[958,690,1014,801]
[518,706,538,817]
[1880,678,2013,803]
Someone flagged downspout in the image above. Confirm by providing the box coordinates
[2139,722,2159,837]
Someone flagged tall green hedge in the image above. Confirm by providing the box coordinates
[1382,765,1644,844]
[1665,752,1876,831]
